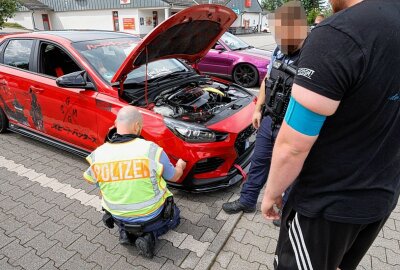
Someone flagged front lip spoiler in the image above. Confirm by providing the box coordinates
[167,145,254,193]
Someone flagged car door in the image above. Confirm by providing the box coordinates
[197,42,233,76]
[0,38,36,128]
[29,40,99,151]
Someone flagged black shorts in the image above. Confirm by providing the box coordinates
[274,200,389,270]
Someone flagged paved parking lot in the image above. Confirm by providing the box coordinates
[1,33,400,270]
[1,125,400,270]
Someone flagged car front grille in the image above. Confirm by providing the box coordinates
[193,157,224,174]
[234,125,256,165]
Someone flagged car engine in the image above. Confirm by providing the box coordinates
[152,81,248,123]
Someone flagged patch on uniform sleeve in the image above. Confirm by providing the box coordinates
[297,68,315,80]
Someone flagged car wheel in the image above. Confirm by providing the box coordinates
[0,107,9,133]
[233,64,259,88]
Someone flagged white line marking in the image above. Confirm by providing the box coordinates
[0,155,205,255]
[0,155,102,211]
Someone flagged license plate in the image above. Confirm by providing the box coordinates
[245,132,256,150]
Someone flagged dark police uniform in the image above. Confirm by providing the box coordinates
[239,48,300,208]
[274,1,400,269]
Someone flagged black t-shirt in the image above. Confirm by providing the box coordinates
[291,0,400,224]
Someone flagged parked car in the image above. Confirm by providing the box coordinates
[197,32,271,88]
[0,5,257,192]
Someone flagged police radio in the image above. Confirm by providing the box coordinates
[265,59,298,126]
[272,60,297,76]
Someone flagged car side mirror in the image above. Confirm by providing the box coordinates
[215,44,225,52]
[56,71,94,90]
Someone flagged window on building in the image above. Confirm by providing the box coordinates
[4,39,34,70]
[39,43,81,78]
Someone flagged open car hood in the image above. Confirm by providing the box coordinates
[111,4,237,83]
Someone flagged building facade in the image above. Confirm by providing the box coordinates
[8,0,263,36]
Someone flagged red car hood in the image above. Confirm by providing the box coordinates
[111,4,237,83]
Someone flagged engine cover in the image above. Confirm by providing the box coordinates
[168,86,210,109]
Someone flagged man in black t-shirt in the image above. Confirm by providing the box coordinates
[260,0,400,269]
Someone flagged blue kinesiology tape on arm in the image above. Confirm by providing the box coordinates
[284,96,327,136]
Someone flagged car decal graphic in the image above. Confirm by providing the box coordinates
[29,90,44,131]
[0,84,30,126]
[60,97,78,124]
[51,123,97,143]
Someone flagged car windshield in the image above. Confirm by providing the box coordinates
[73,38,190,83]
[220,32,251,51]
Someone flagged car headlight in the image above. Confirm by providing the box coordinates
[164,118,227,143]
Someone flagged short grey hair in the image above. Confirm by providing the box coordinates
[116,106,143,126]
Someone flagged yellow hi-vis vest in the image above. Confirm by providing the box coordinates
[83,138,173,218]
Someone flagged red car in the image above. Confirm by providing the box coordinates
[0,5,256,192]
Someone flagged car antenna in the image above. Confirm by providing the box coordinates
[144,45,149,108]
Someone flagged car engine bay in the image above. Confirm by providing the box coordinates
[123,79,252,123]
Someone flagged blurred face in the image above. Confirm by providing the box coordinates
[329,0,347,12]
[314,15,324,24]
[270,7,308,54]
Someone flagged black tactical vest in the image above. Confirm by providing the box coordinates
[265,48,300,126]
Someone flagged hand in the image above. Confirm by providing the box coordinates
[176,159,186,170]
[261,192,282,220]
[252,110,262,129]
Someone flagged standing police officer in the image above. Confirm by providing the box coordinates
[222,2,308,226]
[84,106,186,258]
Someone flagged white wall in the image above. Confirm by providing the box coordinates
[115,9,140,34]
[137,9,166,36]
[8,10,49,30]
[7,12,34,30]
[231,13,260,28]
[242,13,260,27]
[32,10,47,30]
[49,9,118,31]
[46,8,167,36]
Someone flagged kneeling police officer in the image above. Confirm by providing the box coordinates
[222,1,308,226]
[83,106,186,258]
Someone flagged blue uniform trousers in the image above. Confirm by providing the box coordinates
[117,205,180,242]
[239,116,291,208]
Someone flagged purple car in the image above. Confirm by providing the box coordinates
[198,32,271,88]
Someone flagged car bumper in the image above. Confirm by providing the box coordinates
[166,143,254,192]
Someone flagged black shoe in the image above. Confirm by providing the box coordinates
[119,230,130,245]
[222,199,256,214]
[135,233,154,259]
[273,219,281,227]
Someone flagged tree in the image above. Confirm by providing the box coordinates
[262,0,327,13]
[0,0,19,29]
[261,0,332,24]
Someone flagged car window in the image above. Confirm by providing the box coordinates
[221,32,249,51]
[39,43,81,78]
[74,38,191,83]
[0,42,5,53]
[73,38,138,82]
[4,39,33,70]
[212,42,221,49]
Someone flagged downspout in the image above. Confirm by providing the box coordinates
[31,10,37,30]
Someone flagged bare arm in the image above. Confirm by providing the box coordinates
[261,84,340,219]
[252,75,268,129]
[168,159,187,183]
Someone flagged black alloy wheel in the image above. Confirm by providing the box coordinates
[233,64,259,88]
[0,107,8,133]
